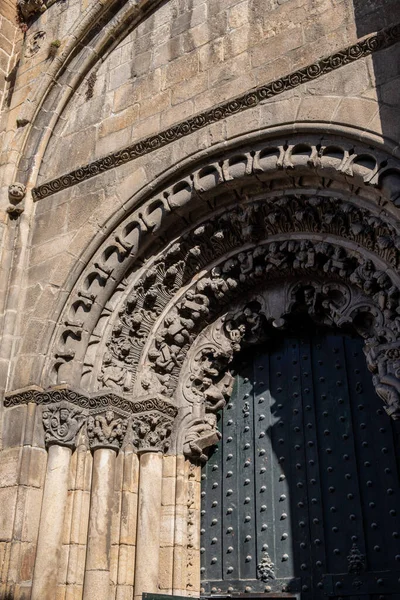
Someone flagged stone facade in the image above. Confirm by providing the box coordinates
[0,1,400,599]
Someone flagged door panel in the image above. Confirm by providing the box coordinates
[200,332,400,599]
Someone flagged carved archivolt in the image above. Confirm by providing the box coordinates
[7,136,400,455]
[46,134,400,391]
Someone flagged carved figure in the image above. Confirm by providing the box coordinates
[8,183,26,202]
[164,313,195,347]
[42,403,86,447]
[17,0,46,20]
[330,246,349,277]
[98,351,132,391]
[197,266,237,300]
[195,371,233,414]
[183,416,221,462]
[350,258,375,293]
[132,413,172,451]
[7,183,27,216]
[179,290,210,322]
[238,251,253,282]
[373,271,398,313]
[373,374,400,419]
[293,240,315,269]
[87,410,127,448]
[265,241,288,271]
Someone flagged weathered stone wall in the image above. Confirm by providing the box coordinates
[35,0,372,179]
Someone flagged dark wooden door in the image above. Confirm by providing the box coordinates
[200,332,400,599]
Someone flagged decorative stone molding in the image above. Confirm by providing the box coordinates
[44,135,400,391]
[98,197,400,400]
[32,22,400,200]
[4,387,177,452]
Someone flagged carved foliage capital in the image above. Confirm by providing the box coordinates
[42,401,86,448]
[4,387,177,452]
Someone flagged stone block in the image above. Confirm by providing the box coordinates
[113,80,141,113]
[171,71,208,105]
[21,487,43,542]
[158,546,174,590]
[162,52,199,89]
[116,585,134,600]
[65,584,84,600]
[18,542,36,583]
[99,104,139,138]
[2,406,27,448]
[0,447,21,487]
[250,26,304,68]
[116,544,135,586]
[66,544,86,584]
[0,487,17,540]
[161,99,194,128]
[160,505,175,546]
[161,476,176,506]
[119,491,138,545]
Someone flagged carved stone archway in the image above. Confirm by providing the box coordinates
[4,134,400,600]
[83,190,400,457]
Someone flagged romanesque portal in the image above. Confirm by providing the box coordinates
[1,1,400,599]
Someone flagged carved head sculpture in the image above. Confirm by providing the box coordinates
[59,407,69,422]
[8,183,26,203]
[105,409,115,423]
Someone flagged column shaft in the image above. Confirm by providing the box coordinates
[134,452,163,600]
[31,444,72,600]
[83,447,116,600]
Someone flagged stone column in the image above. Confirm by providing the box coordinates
[116,445,139,600]
[133,451,163,600]
[82,447,116,600]
[31,444,72,600]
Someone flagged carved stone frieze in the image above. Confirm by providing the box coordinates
[5,387,177,452]
[32,22,400,200]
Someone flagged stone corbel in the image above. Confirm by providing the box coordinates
[7,183,26,216]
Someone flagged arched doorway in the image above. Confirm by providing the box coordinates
[200,329,400,598]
